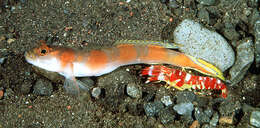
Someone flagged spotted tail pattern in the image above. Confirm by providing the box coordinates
[141,65,227,98]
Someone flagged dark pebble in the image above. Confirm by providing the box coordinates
[158,107,175,125]
[223,28,240,41]
[126,83,142,99]
[194,107,213,123]
[126,102,144,116]
[176,91,196,104]
[155,87,172,106]
[33,79,53,96]
[97,70,135,112]
[79,77,95,91]
[218,100,241,117]
[229,38,254,86]
[144,101,164,117]
[19,81,33,94]
[198,8,210,24]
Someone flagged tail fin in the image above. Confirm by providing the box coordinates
[186,55,225,81]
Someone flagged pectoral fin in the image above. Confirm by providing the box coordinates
[64,77,89,95]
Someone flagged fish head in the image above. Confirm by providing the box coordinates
[25,40,62,72]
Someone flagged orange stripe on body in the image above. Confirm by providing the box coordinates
[86,50,108,69]
[168,54,193,67]
[75,53,84,62]
[117,44,137,62]
[59,49,76,69]
[140,45,168,62]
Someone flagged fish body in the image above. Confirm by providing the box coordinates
[25,40,224,94]
[141,65,227,98]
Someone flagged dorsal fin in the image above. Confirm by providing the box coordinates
[113,40,182,49]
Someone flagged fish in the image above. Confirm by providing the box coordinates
[141,65,227,98]
[24,40,225,94]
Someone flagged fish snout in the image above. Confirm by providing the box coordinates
[24,51,36,61]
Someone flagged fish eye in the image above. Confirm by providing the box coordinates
[40,49,47,55]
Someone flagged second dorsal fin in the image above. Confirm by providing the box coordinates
[114,39,182,49]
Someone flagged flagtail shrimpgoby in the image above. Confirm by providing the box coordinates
[24,40,225,94]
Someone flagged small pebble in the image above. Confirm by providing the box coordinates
[33,79,53,96]
[201,124,210,128]
[209,113,219,127]
[0,57,5,64]
[173,102,194,116]
[161,95,173,106]
[250,111,260,127]
[168,0,179,9]
[0,36,6,42]
[219,116,233,124]
[0,88,4,99]
[91,87,101,99]
[144,101,164,117]
[8,26,15,33]
[7,38,15,44]
[196,0,215,6]
[254,20,260,67]
[190,120,200,128]
[126,83,142,99]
